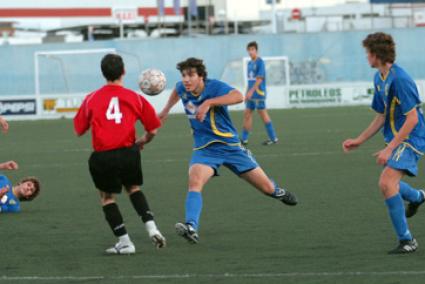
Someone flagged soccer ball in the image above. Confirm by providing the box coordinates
[138,69,166,96]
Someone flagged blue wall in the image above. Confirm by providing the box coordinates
[1,28,425,95]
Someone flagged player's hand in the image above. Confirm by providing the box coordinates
[0,116,9,134]
[373,147,393,166]
[342,138,361,152]
[196,101,211,122]
[158,110,168,123]
[0,187,9,198]
[0,160,19,170]
[135,138,147,151]
[245,90,254,101]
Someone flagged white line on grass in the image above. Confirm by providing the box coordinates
[2,271,425,281]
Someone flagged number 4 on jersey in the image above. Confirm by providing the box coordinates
[106,97,123,124]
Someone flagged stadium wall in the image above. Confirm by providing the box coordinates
[1,28,425,118]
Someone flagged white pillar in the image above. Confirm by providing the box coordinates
[271,0,277,34]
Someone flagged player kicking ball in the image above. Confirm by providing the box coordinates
[343,32,425,254]
[74,54,165,254]
[159,58,297,244]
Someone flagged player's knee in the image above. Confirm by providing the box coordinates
[378,178,386,190]
[100,193,115,205]
[258,111,270,122]
[188,178,203,191]
[125,186,140,195]
[378,177,393,195]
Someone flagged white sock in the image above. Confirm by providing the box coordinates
[118,234,131,244]
[145,220,159,235]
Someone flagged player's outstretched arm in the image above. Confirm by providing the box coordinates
[0,115,9,134]
[158,89,180,123]
[343,113,385,152]
[196,90,243,122]
[0,161,19,170]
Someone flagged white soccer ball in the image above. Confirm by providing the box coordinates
[138,69,166,96]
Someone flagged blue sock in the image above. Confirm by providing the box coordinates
[399,181,423,203]
[385,194,412,241]
[241,129,250,142]
[270,180,282,197]
[264,122,277,141]
[185,191,202,230]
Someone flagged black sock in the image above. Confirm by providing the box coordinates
[130,190,154,223]
[102,203,127,237]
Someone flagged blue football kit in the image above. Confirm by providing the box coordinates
[371,63,425,176]
[246,57,267,110]
[175,79,259,176]
[0,174,20,213]
[371,63,425,243]
[175,79,267,230]
[241,57,277,143]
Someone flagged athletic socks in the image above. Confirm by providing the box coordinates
[130,190,154,223]
[129,191,163,239]
[241,129,250,142]
[118,234,131,245]
[242,122,277,142]
[102,203,127,237]
[399,181,424,203]
[385,194,413,241]
[264,122,277,141]
[185,191,203,230]
[271,180,284,197]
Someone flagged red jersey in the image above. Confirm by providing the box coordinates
[74,84,161,152]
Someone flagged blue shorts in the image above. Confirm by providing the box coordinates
[246,99,266,110]
[190,143,259,176]
[387,143,422,176]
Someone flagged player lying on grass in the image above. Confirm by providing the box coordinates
[159,57,298,244]
[343,32,425,254]
[74,54,165,255]
[0,161,41,213]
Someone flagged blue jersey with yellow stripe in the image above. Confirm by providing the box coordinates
[247,57,266,99]
[371,63,425,154]
[0,174,20,213]
[176,79,241,150]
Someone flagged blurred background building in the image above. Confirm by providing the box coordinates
[1,1,425,118]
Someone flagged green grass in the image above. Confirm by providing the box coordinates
[1,106,425,284]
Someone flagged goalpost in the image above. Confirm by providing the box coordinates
[242,56,291,87]
[220,56,291,110]
[33,48,117,118]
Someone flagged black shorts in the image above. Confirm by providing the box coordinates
[88,145,143,193]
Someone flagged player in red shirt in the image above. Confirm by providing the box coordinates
[74,54,165,254]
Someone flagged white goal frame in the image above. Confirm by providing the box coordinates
[34,48,117,116]
[242,56,291,87]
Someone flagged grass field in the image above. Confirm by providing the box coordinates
[1,106,425,284]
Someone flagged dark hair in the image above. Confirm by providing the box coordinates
[18,176,41,202]
[362,32,396,64]
[176,57,207,81]
[247,41,258,50]
[101,53,124,81]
